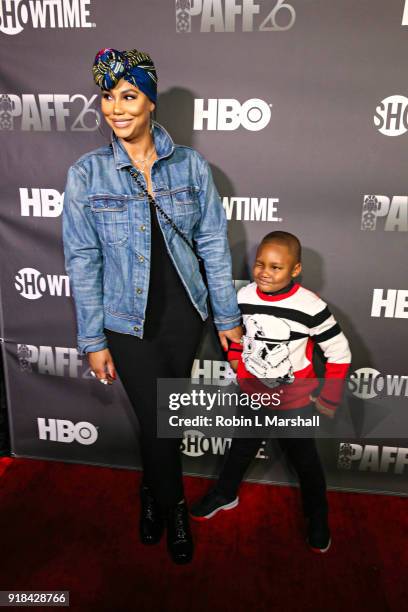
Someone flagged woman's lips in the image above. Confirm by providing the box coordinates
[111,119,132,128]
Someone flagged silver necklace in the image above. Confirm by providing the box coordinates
[131,148,156,174]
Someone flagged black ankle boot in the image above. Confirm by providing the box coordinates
[166,500,194,564]
[139,484,164,545]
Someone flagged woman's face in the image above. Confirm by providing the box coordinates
[100,78,155,140]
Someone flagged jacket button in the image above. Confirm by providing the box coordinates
[136,288,143,294]
[138,255,145,263]
[133,326,139,332]
[140,225,146,231]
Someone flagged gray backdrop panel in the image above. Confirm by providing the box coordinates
[1,0,407,495]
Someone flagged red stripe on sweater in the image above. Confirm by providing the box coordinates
[256,283,300,302]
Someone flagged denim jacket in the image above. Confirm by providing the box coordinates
[62,121,241,355]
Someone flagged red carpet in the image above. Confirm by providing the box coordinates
[0,457,406,612]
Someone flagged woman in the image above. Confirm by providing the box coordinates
[62,48,242,564]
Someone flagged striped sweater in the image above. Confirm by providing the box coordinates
[227,282,351,411]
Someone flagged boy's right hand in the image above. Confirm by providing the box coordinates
[229,359,239,373]
[88,348,116,385]
[310,394,335,419]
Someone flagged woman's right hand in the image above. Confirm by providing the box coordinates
[87,348,117,385]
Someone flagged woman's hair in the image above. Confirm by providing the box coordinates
[92,48,158,103]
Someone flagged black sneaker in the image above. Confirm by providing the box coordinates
[190,489,239,520]
[307,512,331,553]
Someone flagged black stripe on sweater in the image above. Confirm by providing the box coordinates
[313,323,342,344]
[240,303,332,329]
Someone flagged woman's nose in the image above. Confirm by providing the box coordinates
[113,100,124,114]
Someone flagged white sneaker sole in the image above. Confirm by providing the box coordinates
[191,497,239,521]
[309,536,331,553]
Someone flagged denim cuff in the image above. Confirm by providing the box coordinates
[213,315,242,332]
[77,336,108,356]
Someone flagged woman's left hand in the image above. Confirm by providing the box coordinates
[218,325,243,352]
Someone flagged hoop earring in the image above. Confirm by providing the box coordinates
[95,112,109,139]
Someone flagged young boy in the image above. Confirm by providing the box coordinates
[190,231,351,553]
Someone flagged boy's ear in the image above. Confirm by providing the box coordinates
[292,262,302,278]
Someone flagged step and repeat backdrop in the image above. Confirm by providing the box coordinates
[1,0,407,495]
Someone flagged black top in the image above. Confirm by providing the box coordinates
[143,199,190,337]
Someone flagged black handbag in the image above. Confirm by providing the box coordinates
[127,167,211,308]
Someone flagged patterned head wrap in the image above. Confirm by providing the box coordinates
[92,48,158,103]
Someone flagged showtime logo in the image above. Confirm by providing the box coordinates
[0,93,99,131]
[181,429,267,458]
[337,443,408,474]
[194,98,272,131]
[181,430,232,457]
[374,95,408,136]
[361,195,408,232]
[38,418,98,445]
[175,0,296,33]
[223,196,281,222]
[371,289,408,318]
[15,268,70,299]
[348,368,408,399]
[20,188,64,217]
[0,0,94,35]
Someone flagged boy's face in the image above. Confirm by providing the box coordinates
[252,241,302,293]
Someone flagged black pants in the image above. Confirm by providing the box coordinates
[216,427,328,518]
[104,302,204,510]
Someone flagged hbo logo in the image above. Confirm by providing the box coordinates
[37,418,98,445]
[194,98,272,131]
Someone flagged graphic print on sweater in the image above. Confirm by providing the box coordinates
[242,314,295,387]
[227,282,352,410]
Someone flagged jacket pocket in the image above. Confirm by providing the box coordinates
[89,195,129,246]
[170,186,200,231]
[171,186,198,206]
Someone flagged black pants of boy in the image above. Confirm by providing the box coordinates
[216,428,328,518]
[104,308,204,510]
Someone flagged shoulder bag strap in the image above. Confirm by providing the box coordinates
[127,166,211,316]
[128,167,202,263]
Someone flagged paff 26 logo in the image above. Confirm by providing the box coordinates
[0,0,95,35]
[361,195,408,232]
[17,343,97,380]
[338,443,408,475]
[0,93,99,131]
[175,0,296,33]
